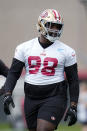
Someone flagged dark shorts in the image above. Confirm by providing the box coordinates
[24,95,67,129]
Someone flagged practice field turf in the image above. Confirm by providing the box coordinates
[58,124,81,131]
[0,123,81,131]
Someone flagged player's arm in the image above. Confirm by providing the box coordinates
[4,58,25,94]
[64,63,79,126]
[4,43,25,94]
[64,48,79,126]
[0,59,9,77]
[3,58,25,115]
[64,63,79,105]
[3,44,25,115]
[64,48,79,105]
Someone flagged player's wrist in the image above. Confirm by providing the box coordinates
[4,92,12,96]
[70,102,77,107]
[70,102,77,112]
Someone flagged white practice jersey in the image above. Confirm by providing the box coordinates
[14,37,76,85]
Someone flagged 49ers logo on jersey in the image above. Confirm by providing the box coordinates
[28,56,58,76]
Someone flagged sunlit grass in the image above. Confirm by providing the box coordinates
[0,123,81,131]
[57,124,81,131]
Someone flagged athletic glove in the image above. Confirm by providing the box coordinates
[4,93,15,115]
[64,105,77,126]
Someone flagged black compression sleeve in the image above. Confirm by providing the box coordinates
[0,60,9,77]
[64,63,79,103]
[4,58,25,93]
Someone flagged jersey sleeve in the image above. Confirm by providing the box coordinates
[14,44,25,63]
[65,49,77,67]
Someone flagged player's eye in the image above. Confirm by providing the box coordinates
[45,22,62,30]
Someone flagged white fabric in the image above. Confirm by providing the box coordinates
[14,37,77,85]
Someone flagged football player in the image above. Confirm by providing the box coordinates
[0,59,9,96]
[3,9,79,131]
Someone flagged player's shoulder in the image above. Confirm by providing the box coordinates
[55,40,75,53]
[16,37,38,50]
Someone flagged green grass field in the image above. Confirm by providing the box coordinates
[0,123,81,131]
[58,124,81,131]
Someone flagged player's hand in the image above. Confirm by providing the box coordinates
[64,106,77,126]
[4,93,15,115]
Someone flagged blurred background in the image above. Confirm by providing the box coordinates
[0,0,87,131]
